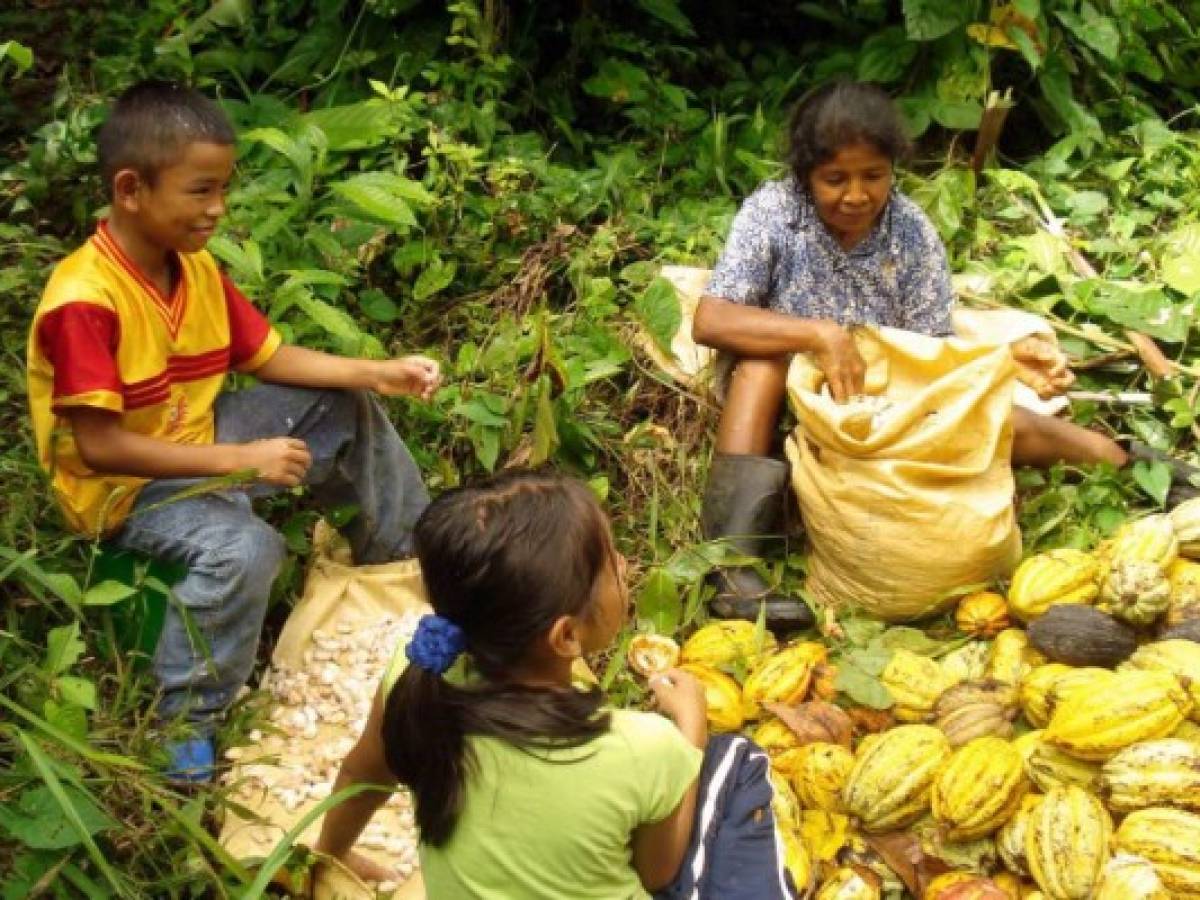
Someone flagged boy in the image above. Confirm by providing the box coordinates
[27,81,440,781]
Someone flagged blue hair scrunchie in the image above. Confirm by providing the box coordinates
[406,614,466,676]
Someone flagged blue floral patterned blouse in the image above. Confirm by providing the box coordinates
[706,177,955,337]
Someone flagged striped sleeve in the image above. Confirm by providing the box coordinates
[221,273,282,371]
[37,302,124,414]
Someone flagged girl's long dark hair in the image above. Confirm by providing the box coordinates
[382,471,614,846]
[786,80,912,186]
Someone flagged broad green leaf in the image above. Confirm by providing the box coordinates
[0,784,113,850]
[1132,459,1171,507]
[413,258,456,301]
[931,99,984,130]
[1074,281,1188,343]
[55,676,96,711]
[902,0,973,40]
[1162,255,1200,296]
[302,100,399,150]
[637,569,682,635]
[856,28,917,83]
[358,289,399,323]
[329,173,430,228]
[583,59,651,104]
[82,580,136,607]
[631,277,682,354]
[1056,6,1120,61]
[530,378,559,466]
[633,0,694,36]
[207,236,265,286]
[294,292,368,348]
[43,622,84,676]
[877,626,948,656]
[43,700,88,740]
[834,659,894,709]
[0,40,34,76]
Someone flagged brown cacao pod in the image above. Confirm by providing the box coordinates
[1026,604,1136,667]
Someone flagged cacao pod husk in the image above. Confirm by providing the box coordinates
[939,641,991,685]
[1163,618,1200,642]
[626,633,679,677]
[815,867,881,900]
[1100,738,1200,812]
[1007,550,1099,622]
[956,591,1011,638]
[788,741,854,813]
[779,825,814,894]
[931,736,1028,840]
[742,642,825,719]
[1024,786,1112,899]
[764,699,853,748]
[677,662,744,733]
[1021,665,1114,729]
[680,619,777,669]
[1026,604,1136,667]
[1113,807,1200,897]
[843,724,951,832]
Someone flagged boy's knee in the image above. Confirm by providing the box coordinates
[215,521,286,597]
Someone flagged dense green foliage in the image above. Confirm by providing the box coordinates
[3,1,1200,896]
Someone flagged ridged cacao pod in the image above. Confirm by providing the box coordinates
[1007,550,1099,622]
[1044,669,1191,760]
[1170,497,1200,557]
[1024,786,1112,900]
[1026,605,1136,667]
[923,873,978,899]
[843,724,951,832]
[937,679,1019,715]
[956,591,1011,638]
[997,792,1042,878]
[1100,738,1200,812]
[987,628,1045,686]
[788,741,853,813]
[769,767,802,831]
[940,641,992,684]
[1174,719,1200,744]
[742,642,825,719]
[936,700,1016,747]
[881,649,958,722]
[1166,558,1200,626]
[931,736,1028,840]
[989,872,1029,900]
[680,620,778,669]
[1110,514,1179,568]
[815,867,881,900]
[1020,665,1113,729]
[1113,807,1200,897]
[1093,853,1170,900]
[925,877,1010,900]
[1098,560,1172,627]
[677,663,744,733]
[1163,618,1200,642]
[753,717,802,755]
[1122,639,1200,720]
[779,826,813,894]
[626,633,679,677]
[1018,733,1102,793]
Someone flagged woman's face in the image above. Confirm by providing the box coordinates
[807,140,894,250]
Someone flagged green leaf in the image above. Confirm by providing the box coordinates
[931,99,984,130]
[835,659,894,709]
[0,40,34,76]
[1072,281,1188,343]
[302,100,400,150]
[43,700,88,740]
[413,258,457,301]
[43,623,84,676]
[902,0,973,40]
[856,28,917,83]
[583,59,651,104]
[877,627,947,655]
[530,378,559,466]
[294,292,369,348]
[358,289,399,323]
[637,569,682,635]
[632,0,695,36]
[329,173,431,228]
[82,580,136,607]
[1057,5,1120,61]
[1132,459,1171,507]
[55,677,96,711]
[631,276,682,354]
[0,784,113,850]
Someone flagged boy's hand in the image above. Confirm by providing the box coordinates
[811,320,866,403]
[237,437,312,486]
[649,668,708,747]
[371,355,442,400]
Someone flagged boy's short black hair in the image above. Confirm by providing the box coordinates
[96,80,236,193]
[786,81,912,185]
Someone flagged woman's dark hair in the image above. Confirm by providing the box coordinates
[786,80,912,186]
[97,79,236,193]
[382,471,616,846]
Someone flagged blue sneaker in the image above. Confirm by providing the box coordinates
[165,737,216,784]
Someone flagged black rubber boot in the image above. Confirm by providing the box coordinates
[701,453,815,633]
[1126,440,1200,506]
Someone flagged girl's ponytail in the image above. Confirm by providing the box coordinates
[381,472,616,846]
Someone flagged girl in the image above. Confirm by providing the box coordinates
[315,471,796,899]
[693,79,1192,630]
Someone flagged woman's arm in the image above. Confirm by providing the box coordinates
[314,690,397,873]
[693,297,866,401]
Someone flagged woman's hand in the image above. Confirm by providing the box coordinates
[1011,336,1075,399]
[649,668,708,748]
[371,355,442,400]
[810,320,866,403]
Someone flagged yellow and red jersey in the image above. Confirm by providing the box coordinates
[27,221,281,536]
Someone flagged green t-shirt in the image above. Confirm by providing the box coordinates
[380,649,703,898]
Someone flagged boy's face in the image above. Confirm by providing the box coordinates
[115,141,235,255]
[808,140,893,250]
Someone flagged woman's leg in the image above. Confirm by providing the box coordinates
[1011,407,1127,468]
[716,357,791,455]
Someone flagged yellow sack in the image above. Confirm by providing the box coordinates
[785,326,1022,622]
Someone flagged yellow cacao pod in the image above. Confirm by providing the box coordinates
[678,663,744,733]
[989,872,1029,900]
[769,767,802,832]
[753,717,801,755]
[997,792,1043,878]
[779,826,814,894]
[1007,550,1099,622]
[1100,738,1200,812]
[1110,514,1179,569]
[742,642,825,719]
[1044,669,1192,760]
[1020,665,1114,729]
[881,649,958,722]
[843,724,951,832]
[1174,719,1200,744]
[1166,558,1200,626]
[1113,807,1200,897]
[789,741,854,813]
[1098,560,1172,627]
[1170,497,1200,554]
[1024,786,1112,900]
[931,736,1029,840]
[815,867,881,900]
[1122,639,1200,720]
[1022,737,1102,793]
[680,620,778,669]
[956,591,1012,638]
[987,628,1045,685]
[925,877,1011,900]
[940,641,992,684]
[798,809,852,864]
[626,633,679,677]
[1093,853,1170,900]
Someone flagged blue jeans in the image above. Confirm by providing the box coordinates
[113,384,430,736]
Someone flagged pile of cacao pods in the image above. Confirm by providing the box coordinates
[628,500,1200,899]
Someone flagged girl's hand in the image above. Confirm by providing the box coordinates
[811,320,866,403]
[649,668,707,747]
[372,355,442,400]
